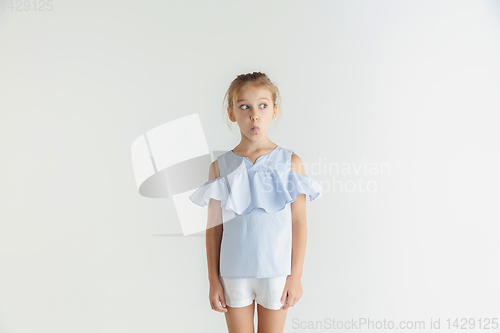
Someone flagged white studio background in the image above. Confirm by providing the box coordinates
[1,0,500,332]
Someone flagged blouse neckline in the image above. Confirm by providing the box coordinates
[230,145,280,165]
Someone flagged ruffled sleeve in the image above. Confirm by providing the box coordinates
[188,175,231,209]
[189,169,322,216]
[285,170,323,202]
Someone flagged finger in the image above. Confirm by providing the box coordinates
[286,295,298,309]
[213,301,223,312]
[220,293,227,309]
[281,296,289,310]
[213,295,227,312]
[211,299,220,312]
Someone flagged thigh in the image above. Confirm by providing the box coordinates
[225,300,256,333]
[257,302,288,333]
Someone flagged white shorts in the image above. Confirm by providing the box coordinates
[218,275,289,310]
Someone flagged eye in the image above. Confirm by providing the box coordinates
[239,103,267,110]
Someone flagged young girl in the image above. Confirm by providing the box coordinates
[189,72,322,333]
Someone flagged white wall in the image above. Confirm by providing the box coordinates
[1,0,499,332]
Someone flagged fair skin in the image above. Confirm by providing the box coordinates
[206,85,308,333]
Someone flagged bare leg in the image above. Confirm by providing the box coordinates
[224,300,256,333]
[256,303,288,333]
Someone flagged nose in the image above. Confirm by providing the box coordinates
[250,111,259,120]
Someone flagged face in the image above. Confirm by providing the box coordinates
[227,85,278,140]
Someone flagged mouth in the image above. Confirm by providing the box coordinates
[251,126,260,135]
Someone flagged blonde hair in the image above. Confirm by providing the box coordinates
[222,72,282,131]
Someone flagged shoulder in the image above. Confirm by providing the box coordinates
[290,152,305,176]
[277,146,305,176]
[208,160,220,181]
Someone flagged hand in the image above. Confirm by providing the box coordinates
[280,275,303,310]
[209,279,228,312]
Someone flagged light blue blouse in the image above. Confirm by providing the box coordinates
[189,145,322,278]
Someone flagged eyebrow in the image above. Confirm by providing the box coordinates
[237,97,270,103]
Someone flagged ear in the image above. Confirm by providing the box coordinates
[227,107,235,122]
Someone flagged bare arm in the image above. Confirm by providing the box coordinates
[290,153,307,279]
[206,160,223,284]
[280,153,308,309]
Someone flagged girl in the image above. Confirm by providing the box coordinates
[189,72,322,333]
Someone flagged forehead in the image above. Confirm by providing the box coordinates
[236,86,272,102]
